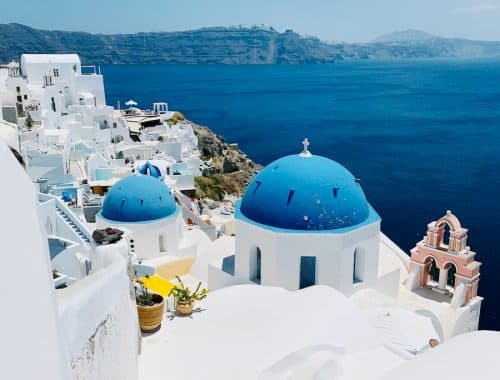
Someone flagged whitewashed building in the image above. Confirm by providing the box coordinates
[95,173,186,260]
[209,142,399,296]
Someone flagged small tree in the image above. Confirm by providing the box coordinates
[25,114,33,130]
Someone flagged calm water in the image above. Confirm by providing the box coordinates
[103,61,500,330]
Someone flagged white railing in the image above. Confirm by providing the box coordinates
[81,65,97,75]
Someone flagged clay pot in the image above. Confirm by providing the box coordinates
[137,294,165,332]
[176,300,194,315]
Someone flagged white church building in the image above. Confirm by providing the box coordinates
[95,173,186,261]
[209,141,399,296]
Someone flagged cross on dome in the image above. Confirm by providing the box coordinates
[300,138,312,157]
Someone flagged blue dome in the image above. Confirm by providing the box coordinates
[101,175,177,222]
[239,154,371,231]
[138,161,161,178]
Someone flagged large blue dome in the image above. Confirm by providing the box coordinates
[101,175,177,222]
[239,154,372,231]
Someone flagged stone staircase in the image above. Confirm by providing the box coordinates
[55,204,91,246]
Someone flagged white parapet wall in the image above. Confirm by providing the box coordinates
[57,240,139,380]
[2,140,71,380]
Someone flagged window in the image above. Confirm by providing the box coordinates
[51,97,56,112]
[353,248,364,284]
[16,95,22,103]
[250,247,262,283]
[44,75,53,87]
[53,68,59,77]
[222,255,235,276]
[159,234,167,253]
[23,94,28,100]
[16,86,20,93]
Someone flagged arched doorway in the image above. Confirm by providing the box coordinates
[300,256,316,289]
[353,248,364,284]
[424,256,439,286]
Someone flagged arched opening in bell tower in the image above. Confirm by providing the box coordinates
[439,222,452,250]
[445,262,457,289]
[424,256,440,286]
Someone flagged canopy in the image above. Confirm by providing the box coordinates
[125,99,138,106]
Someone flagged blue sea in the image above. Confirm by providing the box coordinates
[102,61,500,330]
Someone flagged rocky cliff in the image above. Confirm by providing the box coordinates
[3,23,500,64]
[191,123,262,201]
[0,24,340,64]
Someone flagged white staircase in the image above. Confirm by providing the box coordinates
[55,204,91,246]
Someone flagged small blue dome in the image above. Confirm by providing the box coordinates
[101,175,177,222]
[138,161,161,178]
[239,154,371,231]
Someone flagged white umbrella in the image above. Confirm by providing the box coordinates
[125,99,138,106]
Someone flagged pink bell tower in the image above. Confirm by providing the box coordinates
[409,211,481,306]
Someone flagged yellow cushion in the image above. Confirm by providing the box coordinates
[156,256,196,280]
[139,275,174,297]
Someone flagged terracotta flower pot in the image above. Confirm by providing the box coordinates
[137,294,165,332]
[176,300,194,315]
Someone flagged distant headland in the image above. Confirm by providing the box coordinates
[2,23,500,64]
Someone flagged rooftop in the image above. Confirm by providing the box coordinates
[139,285,407,380]
[21,53,81,64]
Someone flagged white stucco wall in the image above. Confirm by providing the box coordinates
[211,217,399,299]
[158,141,182,161]
[51,242,87,280]
[96,210,185,260]
[1,141,71,379]
[233,219,380,292]
[25,148,68,183]
[449,297,483,338]
[57,241,139,380]
[21,54,81,85]
[74,75,106,107]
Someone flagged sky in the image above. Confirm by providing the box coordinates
[2,0,500,42]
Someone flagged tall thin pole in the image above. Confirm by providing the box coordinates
[18,125,21,153]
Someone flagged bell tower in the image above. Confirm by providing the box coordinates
[408,211,481,306]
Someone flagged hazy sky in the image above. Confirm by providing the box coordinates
[2,0,500,42]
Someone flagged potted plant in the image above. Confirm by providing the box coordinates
[135,278,164,332]
[169,276,208,316]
